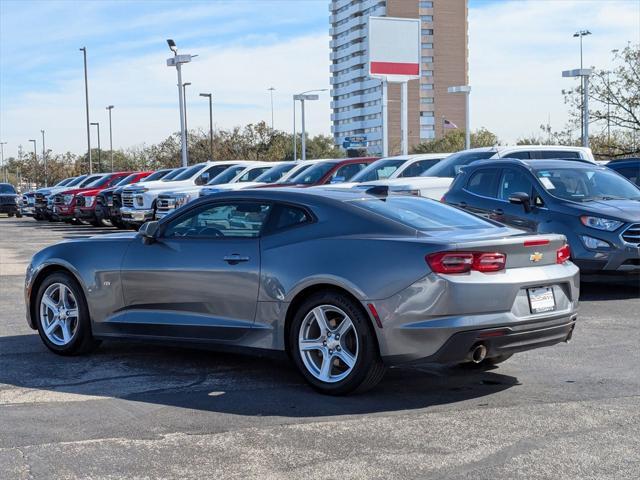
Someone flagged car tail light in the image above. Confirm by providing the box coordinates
[556,244,571,264]
[524,239,550,247]
[472,252,506,272]
[427,251,506,274]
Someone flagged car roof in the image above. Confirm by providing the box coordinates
[467,158,605,171]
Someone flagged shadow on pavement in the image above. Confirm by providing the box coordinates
[579,280,640,301]
[0,333,519,418]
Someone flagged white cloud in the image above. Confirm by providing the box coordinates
[469,0,639,144]
[1,33,331,155]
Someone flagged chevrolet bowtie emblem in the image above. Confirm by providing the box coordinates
[530,252,544,262]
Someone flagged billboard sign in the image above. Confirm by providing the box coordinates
[368,16,421,82]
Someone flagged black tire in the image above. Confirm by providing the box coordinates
[90,219,105,227]
[289,290,386,395]
[34,272,100,356]
[8,212,14,217]
[16,212,23,218]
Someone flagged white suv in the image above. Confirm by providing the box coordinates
[356,146,595,199]
[120,161,242,225]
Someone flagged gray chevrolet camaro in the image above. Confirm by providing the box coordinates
[25,188,579,395]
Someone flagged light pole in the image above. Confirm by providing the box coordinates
[90,122,101,172]
[268,87,275,130]
[41,130,47,186]
[182,82,191,155]
[199,93,214,160]
[447,85,472,150]
[79,47,92,174]
[563,68,592,148]
[29,139,37,187]
[293,89,326,161]
[573,30,591,143]
[166,39,195,167]
[0,142,6,183]
[106,105,114,171]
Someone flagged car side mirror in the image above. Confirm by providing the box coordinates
[139,221,159,244]
[508,192,532,213]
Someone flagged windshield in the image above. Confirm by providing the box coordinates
[66,175,87,187]
[281,163,313,182]
[55,177,74,187]
[143,170,170,182]
[79,174,104,187]
[238,166,271,182]
[171,164,206,181]
[350,196,496,231]
[254,164,295,183]
[0,184,16,194]
[535,167,640,202]
[351,159,406,182]
[114,173,139,187]
[161,167,187,181]
[207,165,246,185]
[288,161,337,185]
[423,151,495,178]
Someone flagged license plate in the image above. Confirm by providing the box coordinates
[528,286,556,314]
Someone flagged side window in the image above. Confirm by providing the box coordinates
[239,167,270,182]
[533,150,581,159]
[108,176,123,187]
[333,163,367,181]
[505,151,531,159]
[163,202,271,238]
[398,159,440,177]
[271,205,312,231]
[465,168,500,197]
[498,169,534,200]
[614,167,639,186]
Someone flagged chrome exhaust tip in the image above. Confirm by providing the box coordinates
[470,344,487,363]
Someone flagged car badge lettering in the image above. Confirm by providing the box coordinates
[530,252,543,263]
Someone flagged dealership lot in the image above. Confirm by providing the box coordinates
[1,217,639,479]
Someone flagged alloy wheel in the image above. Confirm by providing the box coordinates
[298,305,359,383]
[39,283,79,346]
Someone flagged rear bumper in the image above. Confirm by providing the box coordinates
[120,207,154,224]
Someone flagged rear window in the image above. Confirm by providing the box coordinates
[172,164,206,181]
[162,167,187,181]
[143,170,170,182]
[349,196,496,231]
[289,162,337,185]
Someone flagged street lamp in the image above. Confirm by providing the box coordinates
[268,87,275,130]
[79,47,92,174]
[29,139,37,187]
[106,105,114,172]
[199,93,214,160]
[41,129,47,186]
[563,68,593,148]
[90,122,101,171]
[166,39,196,167]
[293,89,326,161]
[573,30,591,142]
[447,85,472,150]
[0,142,7,183]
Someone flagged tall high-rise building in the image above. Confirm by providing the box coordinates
[330,0,468,155]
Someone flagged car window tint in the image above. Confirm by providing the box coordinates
[465,168,500,197]
[239,167,271,182]
[397,159,441,178]
[504,151,530,159]
[498,169,533,200]
[333,163,368,181]
[164,203,271,238]
[351,159,405,182]
[612,167,639,186]
[273,205,311,231]
[533,150,581,159]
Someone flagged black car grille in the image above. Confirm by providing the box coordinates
[0,196,16,205]
[35,192,47,206]
[76,196,86,207]
[621,224,640,245]
[53,194,63,205]
[113,192,122,208]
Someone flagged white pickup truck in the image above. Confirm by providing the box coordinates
[355,146,596,199]
[154,162,277,219]
[120,161,241,225]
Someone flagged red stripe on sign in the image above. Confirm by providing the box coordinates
[370,61,419,75]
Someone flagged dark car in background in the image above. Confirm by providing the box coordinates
[607,158,639,186]
[0,183,21,217]
[34,176,84,221]
[93,171,153,227]
[259,157,379,188]
[443,159,640,277]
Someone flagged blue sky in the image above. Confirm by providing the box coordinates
[1,0,638,155]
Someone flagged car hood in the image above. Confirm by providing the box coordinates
[76,188,101,197]
[127,179,194,191]
[58,187,100,196]
[90,231,138,240]
[563,199,640,223]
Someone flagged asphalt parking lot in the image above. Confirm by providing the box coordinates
[1,216,639,479]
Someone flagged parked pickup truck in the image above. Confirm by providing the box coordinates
[33,176,85,221]
[354,146,596,200]
[155,162,274,219]
[96,169,173,228]
[120,161,242,227]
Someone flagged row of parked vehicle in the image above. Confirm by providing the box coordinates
[8,146,640,279]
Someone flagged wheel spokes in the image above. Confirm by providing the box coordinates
[45,319,60,336]
[59,320,72,343]
[335,349,356,369]
[42,294,59,316]
[335,317,354,338]
[300,339,324,352]
[318,351,332,381]
[311,306,330,333]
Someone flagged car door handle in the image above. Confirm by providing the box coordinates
[492,208,504,216]
[223,254,250,264]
